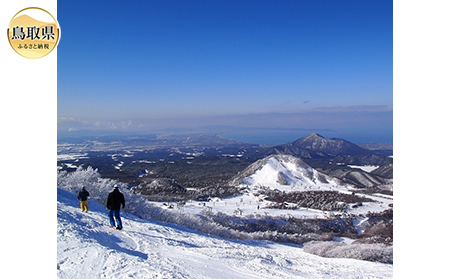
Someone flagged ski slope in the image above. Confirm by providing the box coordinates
[57,188,392,278]
[175,155,392,219]
[242,155,345,192]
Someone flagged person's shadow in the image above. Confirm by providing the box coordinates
[90,231,148,260]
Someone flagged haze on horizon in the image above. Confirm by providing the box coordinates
[57,0,393,144]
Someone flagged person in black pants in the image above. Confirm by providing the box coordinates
[106,185,125,230]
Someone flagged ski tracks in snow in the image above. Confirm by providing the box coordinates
[57,188,392,278]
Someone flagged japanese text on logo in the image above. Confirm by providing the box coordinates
[11,25,55,41]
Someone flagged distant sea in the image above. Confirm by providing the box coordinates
[220,131,393,145]
[220,131,309,145]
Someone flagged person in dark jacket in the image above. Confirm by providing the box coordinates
[106,185,126,230]
[77,186,90,212]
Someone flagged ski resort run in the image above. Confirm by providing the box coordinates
[57,188,392,278]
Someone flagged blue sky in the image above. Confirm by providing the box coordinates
[57,0,393,144]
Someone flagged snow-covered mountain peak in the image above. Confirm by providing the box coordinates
[304,132,325,139]
[281,132,372,157]
[229,154,348,192]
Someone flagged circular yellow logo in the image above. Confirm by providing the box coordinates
[7,7,60,59]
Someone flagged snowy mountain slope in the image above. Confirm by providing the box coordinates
[229,154,350,192]
[291,133,372,156]
[341,169,389,188]
[260,132,374,158]
[57,188,392,278]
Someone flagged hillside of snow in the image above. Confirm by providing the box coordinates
[229,155,349,192]
[57,188,392,278]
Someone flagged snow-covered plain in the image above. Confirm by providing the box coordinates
[162,188,392,221]
[58,188,392,278]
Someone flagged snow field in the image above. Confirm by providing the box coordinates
[176,190,392,220]
[58,188,392,278]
